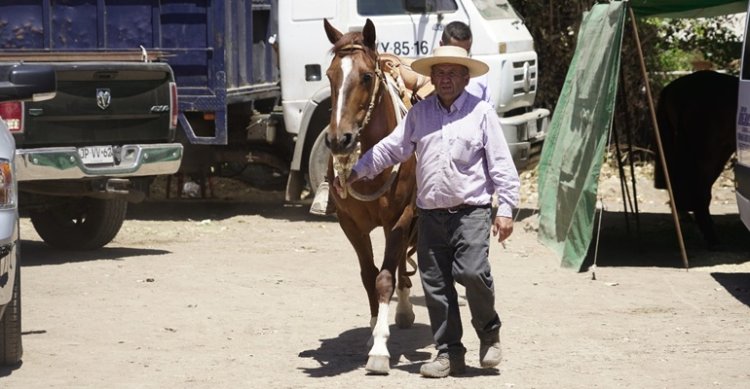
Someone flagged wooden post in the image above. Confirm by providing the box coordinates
[628,6,690,269]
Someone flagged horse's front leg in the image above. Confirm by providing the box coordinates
[365,266,394,374]
[365,216,414,374]
[337,213,379,317]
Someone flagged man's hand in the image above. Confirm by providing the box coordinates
[492,215,513,244]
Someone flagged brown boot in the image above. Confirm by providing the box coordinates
[419,352,466,378]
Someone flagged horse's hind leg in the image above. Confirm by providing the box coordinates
[395,273,414,329]
[694,207,720,250]
[394,213,417,329]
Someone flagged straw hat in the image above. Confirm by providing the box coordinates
[411,46,489,78]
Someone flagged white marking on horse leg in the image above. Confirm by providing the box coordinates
[335,57,353,127]
[395,286,415,329]
[367,316,377,348]
[368,302,390,358]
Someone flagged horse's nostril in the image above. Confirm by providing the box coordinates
[324,134,331,148]
[343,133,353,147]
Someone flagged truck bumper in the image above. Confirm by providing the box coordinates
[735,163,750,231]
[15,143,183,181]
[507,138,545,171]
[500,108,550,171]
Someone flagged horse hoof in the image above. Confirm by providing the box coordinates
[365,355,390,375]
[395,311,415,329]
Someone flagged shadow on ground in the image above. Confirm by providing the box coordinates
[127,197,333,224]
[711,272,750,307]
[20,240,170,266]
[578,211,750,269]
[298,324,433,377]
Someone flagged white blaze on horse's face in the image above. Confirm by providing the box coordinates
[326,50,375,155]
[335,56,353,131]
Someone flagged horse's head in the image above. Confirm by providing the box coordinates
[323,18,379,156]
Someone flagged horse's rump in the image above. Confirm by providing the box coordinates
[654,70,738,211]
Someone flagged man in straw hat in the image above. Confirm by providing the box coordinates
[336,45,519,378]
[440,20,493,105]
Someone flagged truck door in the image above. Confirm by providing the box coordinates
[736,7,750,229]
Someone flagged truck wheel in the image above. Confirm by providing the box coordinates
[308,127,330,194]
[0,255,22,366]
[30,198,128,250]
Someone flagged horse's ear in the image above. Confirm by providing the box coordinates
[324,18,343,45]
[362,19,376,51]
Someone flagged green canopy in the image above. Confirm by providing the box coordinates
[630,0,746,18]
[536,0,747,270]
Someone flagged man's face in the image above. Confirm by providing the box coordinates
[431,64,470,104]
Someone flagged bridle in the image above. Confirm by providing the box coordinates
[331,44,401,201]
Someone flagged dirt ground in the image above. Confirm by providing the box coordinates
[1,163,749,388]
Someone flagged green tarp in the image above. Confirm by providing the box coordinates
[537,2,626,270]
[536,0,747,270]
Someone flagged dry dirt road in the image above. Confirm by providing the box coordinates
[0,171,749,389]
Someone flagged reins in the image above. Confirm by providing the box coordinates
[332,44,402,201]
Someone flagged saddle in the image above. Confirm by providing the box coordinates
[379,54,434,107]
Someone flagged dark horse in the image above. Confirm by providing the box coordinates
[323,19,418,374]
[654,70,738,248]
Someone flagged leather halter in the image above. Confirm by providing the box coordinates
[332,43,401,201]
[336,44,382,129]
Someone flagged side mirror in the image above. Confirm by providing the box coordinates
[0,64,56,103]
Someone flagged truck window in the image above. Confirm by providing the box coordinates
[358,0,457,16]
[471,0,519,20]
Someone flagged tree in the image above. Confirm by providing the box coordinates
[508,1,742,150]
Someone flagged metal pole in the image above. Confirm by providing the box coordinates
[628,6,689,269]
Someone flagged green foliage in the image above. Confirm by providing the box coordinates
[655,47,693,71]
[506,1,743,151]
[654,16,742,71]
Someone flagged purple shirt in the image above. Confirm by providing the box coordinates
[466,73,493,106]
[353,91,519,218]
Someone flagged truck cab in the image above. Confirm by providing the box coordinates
[279,0,549,199]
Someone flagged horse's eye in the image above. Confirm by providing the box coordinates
[362,73,374,84]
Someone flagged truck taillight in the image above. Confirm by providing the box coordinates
[170,82,178,129]
[0,102,24,133]
[0,160,15,208]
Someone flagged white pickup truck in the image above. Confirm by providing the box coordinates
[0,63,56,366]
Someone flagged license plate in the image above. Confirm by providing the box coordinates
[78,146,114,164]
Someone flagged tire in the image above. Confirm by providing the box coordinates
[0,251,22,366]
[308,127,331,195]
[30,197,127,250]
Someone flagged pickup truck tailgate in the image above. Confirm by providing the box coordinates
[18,62,176,147]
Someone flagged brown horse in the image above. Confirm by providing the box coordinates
[323,18,418,374]
[654,70,738,249]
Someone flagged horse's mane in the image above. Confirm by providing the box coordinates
[330,31,378,59]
